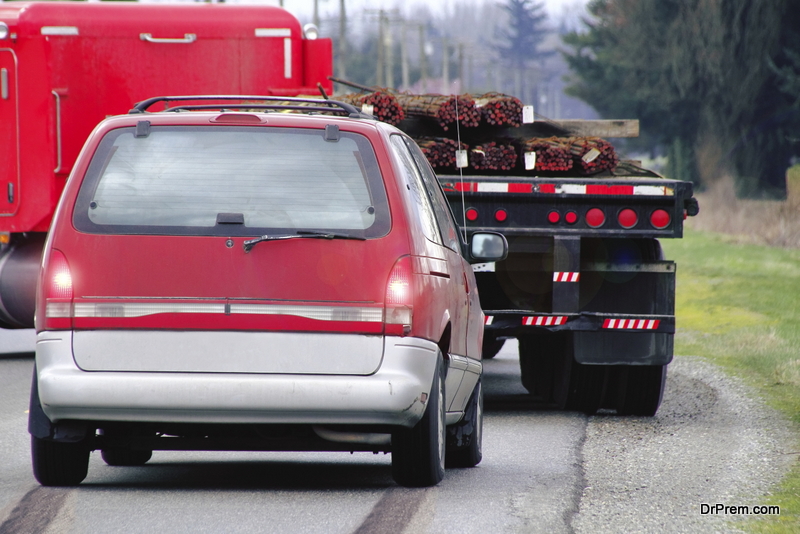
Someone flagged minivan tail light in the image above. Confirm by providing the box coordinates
[44,249,73,329]
[385,256,413,335]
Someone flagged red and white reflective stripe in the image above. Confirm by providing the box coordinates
[523,315,568,326]
[484,315,494,325]
[553,272,580,282]
[603,319,660,330]
[454,182,534,193]
[451,182,674,196]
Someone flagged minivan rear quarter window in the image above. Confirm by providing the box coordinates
[73,126,390,238]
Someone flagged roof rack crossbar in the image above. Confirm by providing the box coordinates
[129,95,370,119]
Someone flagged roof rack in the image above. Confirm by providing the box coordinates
[128,95,371,119]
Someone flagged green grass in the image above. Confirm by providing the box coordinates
[662,230,800,533]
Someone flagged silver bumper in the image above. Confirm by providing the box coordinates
[35,331,439,428]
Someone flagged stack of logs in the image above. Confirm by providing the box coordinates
[569,137,619,173]
[519,137,575,172]
[470,142,518,171]
[395,94,481,130]
[415,137,469,169]
[338,91,405,126]
[475,93,523,127]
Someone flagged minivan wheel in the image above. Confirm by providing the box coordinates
[101,449,153,467]
[446,378,483,468]
[31,436,90,487]
[391,352,446,487]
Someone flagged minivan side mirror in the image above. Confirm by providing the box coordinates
[469,232,508,263]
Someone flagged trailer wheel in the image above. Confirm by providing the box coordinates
[31,436,90,487]
[482,335,505,359]
[565,362,606,415]
[446,379,483,468]
[392,352,446,487]
[617,365,667,416]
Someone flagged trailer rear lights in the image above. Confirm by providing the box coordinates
[650,209,671,229]
[465,208,479,221]
[565,211,578,224]
[617,208,638,229]
[547,211,560,224]
[494,209,508,222]
[585,208,605,228]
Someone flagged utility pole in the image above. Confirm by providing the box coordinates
[418,24,427,93]
[313,0,319,29]
[338,0,346,80]
[442,36,449,93]
[376,10,384,87]
[401,21,409,90]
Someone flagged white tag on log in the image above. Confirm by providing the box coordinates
[455,150,468,168]
[524,151,537,170]
[522,105,535,124]
[582,148,601,163]
[361,103,374,116]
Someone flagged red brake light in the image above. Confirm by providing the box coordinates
[548,211,560,224]
[565,211,578,224]
[385,256,413,335]
[495,209,508,222]
[586,208,606,228]
[465,208,479,222]
[650,209,671,229]
[618,208,638,229]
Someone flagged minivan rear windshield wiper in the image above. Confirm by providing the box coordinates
[296,231,367,240]
[243,231,366,253]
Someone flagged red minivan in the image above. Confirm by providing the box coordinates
[29,96,507,488]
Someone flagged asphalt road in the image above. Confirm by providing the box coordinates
[0,332,794,533]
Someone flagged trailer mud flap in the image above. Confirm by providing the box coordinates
[573,330,673,366]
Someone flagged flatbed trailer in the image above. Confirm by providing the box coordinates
[438,162,698,415]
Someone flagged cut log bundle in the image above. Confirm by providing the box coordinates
[470,142,518,171]
[475,93,523,127]
[396,94,481,130]
[519,137,574,172]
[338,91,405,125]
[568,137,619,173]
[415,137,469,169]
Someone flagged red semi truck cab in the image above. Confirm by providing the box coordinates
[0,2,333,328]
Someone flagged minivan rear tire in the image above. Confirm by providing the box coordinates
[31,436,90,487]
[391,352,446,487]
[101,448,153,467]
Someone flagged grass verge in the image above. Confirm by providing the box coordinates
[662,229,800,533]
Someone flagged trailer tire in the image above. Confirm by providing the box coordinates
[392,352,446,487]
[565,362,606,415]
[482,335,505,359]
[617,365,667,416]
[446,379,483,468]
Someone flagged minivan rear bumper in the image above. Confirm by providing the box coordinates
[35,331,439,428]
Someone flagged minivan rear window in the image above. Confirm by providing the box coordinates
[73,126,390,237]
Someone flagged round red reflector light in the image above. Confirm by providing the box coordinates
[565,211,578,224]
[585,208,605,228]
[495,209,508,222]
[547,211,560,224]
[650,209,671,229]
[618,208,638,229]
[465,208,479,221]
